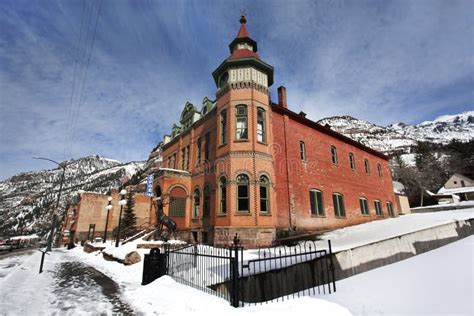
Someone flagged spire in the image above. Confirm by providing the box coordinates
[236,15,249,38]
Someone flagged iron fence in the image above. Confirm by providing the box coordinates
[163,239,336,307]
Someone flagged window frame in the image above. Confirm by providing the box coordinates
[196,137,201,165]
[359,197,369,215]
[204,132,210,161]
[300,141,306,161]
[349,153,355,170]
[377,163,383,178]
[331,146,338,165]
[364,159,370,174]
[257,107,266,143]
[219,176,227,214]
[387,201,394,217]
[220,110,227,145]
[259,175,270,214]
[235,105,248,140]
[374,200,382,216]
[332,193,346,217]
[203,185,211,217]
[236,174,250,212]
[192,188,200,219]
[309,189,325,216]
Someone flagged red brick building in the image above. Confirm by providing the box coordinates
[154,16,396,247]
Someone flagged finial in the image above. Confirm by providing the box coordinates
[240,10,247,24]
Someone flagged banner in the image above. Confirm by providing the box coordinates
[145,175,154,197]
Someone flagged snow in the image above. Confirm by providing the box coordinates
[319,235,473,315]
[158,167,190,174]
[318,208,474,251]
[438,186,474,194]
[9,233,39,240]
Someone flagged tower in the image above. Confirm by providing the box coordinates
[211,16,277,247]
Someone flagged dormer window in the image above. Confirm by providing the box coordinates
[235,42,253,51]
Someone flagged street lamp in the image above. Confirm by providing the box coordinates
[115,189,127,247]
[103,196,113,243]
[32,156,68,274]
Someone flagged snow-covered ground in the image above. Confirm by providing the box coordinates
[319,208,474,251]
[319,235,473,315]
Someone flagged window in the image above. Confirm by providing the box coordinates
[387,202,394,217]
[377,163,383,178]
[203,185,211,217]
[332,193,345,217]
[257,108,266,143]
[359,197,369,215]
[310,189,324,216]
[349,153,355,170]
[300,141,306,161]
[196,138,201,165]
[220,110,227,144]
[236,174,249,212]
[193,189,200,219]
[204,132,210,161]
[181,148,185,170]
[374,200,382,216]
[461,180,466,187]
[169,187,186,217]
[219,177,227,214]
[364,159,370,174]
[259,175,270,213]
[186,145,190,170]
[331,146,338,165]
[235,105,248,140]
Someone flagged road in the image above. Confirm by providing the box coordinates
[0,249,136,314]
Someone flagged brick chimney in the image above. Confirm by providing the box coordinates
[277,86,287,109]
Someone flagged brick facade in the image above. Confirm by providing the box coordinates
[151,16,396,248]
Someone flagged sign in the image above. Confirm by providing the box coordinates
[145,175,154,197]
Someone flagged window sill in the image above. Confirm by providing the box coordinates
[361,213,370,216]
[335,216,346,219]
[234,139,249,143]
[259,212,272,216]
[218,143,227,149]
[235,211,251,216]
[257,141,268,145]
[311,214,326,218]
[217,213,227,217]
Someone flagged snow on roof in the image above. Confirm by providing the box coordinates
[10,234,39,240]
[158,167,190,174]
[393,181,405,194]
[438,186,474,195]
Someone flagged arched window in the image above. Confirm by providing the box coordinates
[236,174,249,212]
[359,197,369,215]
[332,193,345,217]
[377,163,383,178]
[193,188,200,219]
[235,105,248,140]
[349,153,355,170]
[300,141,306,161]
[374,200,382,216]
[169,187,186,217]
[220,110,227,145]
[257,108,266,143]
[309,189,324,216]
[203,185,211,217]
[387,201,394,217]
[331,146,338,165]
[259,175,270,213]
[364,159,370,174]
[219,177,227,214]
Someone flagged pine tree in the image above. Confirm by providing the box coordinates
[121,190,137,238]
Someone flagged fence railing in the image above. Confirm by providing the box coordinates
[162,238,336,307]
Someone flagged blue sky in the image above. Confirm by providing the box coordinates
[0,0,473,180]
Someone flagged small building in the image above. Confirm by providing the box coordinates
[435,173,474,204]
[59,189,154,245]
[393,181,411,215]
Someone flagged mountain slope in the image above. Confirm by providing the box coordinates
[317,111,474,155]
[0,155,144,236]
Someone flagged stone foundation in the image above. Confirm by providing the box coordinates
[213,227,276,248]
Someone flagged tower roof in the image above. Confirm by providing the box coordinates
[228,15,258,57]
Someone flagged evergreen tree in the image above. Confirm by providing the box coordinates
[121,190,137,237]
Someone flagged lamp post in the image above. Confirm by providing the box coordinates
[115,189,127,247]
[33,156,68,273]
[103,196,113,243]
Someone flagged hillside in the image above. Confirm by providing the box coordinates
[0,155,144,236]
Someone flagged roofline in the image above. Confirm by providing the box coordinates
[271,103,389,160]
[162,107,217,151]
[212,57,274,86]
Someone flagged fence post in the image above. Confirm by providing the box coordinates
[328,240,336,292]
[230,234,241,307]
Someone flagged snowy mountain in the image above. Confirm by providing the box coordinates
[0,155,144,236]
[318,111,474,155]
